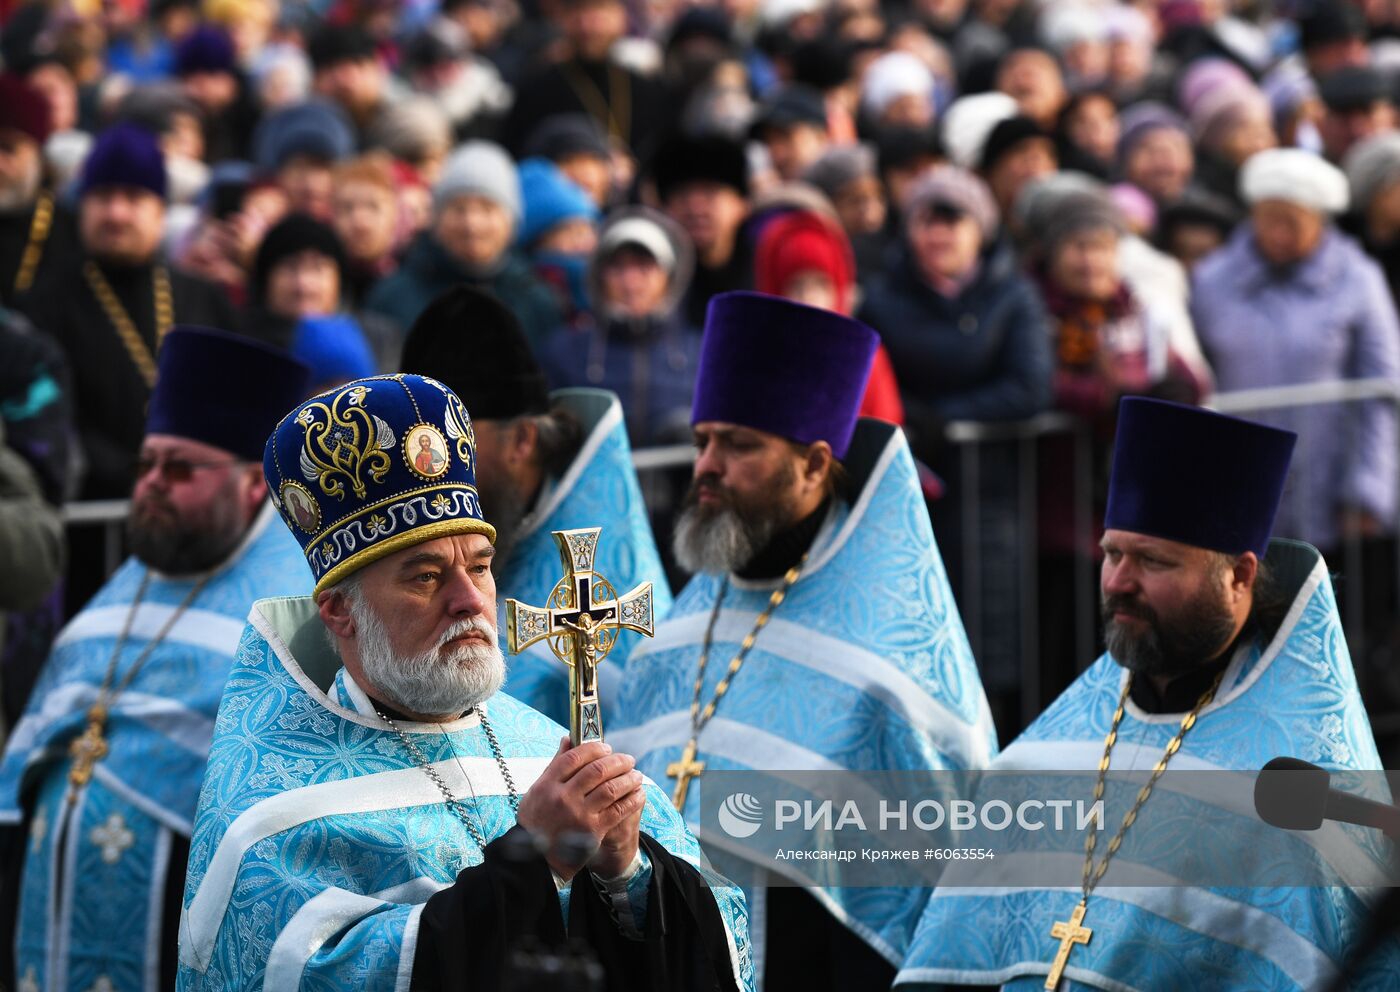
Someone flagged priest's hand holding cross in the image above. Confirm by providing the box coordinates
[516,737,646,881]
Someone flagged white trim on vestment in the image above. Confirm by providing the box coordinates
[7,683,217,764]
[518,392,624,540]
[179,755,551,971]
[914,883,1340,992]
[146,826,172,992]
[53,605,246,657]
[263,877,450,991]
[642,609,994,768]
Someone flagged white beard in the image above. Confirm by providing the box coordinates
[348,594,506,717]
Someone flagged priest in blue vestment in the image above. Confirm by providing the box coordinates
[0,328,311,992]
[611,291,997,991]
[399,286,672,725]
[176,372,751,991]
[897,398,1400,991]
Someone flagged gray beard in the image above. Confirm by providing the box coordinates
[671,467,799,576]
[672,501,780,575]
[347,592,506,716]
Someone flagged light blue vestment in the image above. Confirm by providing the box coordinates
[611,419,998,969]
[896,540,1400,991]
[176,594,752,991]
[497,389,673,726]
[0,506,310,992]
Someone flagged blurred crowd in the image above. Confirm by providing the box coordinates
[4,0,1400,741]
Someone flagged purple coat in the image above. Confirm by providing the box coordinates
[1192,225,1400,549]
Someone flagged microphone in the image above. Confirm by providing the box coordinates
[1255,758,1400,991]
[1254,757,1400,837]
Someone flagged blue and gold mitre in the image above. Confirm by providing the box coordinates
[264,374,496,595]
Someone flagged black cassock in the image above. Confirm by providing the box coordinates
[412,827,742,991]
[18,254,238,500]
[0,197,75,311]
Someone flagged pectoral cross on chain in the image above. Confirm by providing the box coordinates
[505,527,655,746]
[666,738,706,810]
[1045,900,1092,990]
[67,704,110,800]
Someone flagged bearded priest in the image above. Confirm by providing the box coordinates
[610,291,996,990]
[176,373,752,992]
[896,398,1400,991]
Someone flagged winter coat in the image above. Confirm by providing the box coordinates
[363,233,562,348]
[540,208,700,448]
[858,242,1054,433]
[1192,225,1400,548]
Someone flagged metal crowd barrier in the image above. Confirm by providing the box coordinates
[942,413,1092,729]
[1208,377,1400,738]
[58,379,1400,747]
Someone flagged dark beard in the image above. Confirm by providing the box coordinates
[1101,586,1239,680]
[671,466,797,575]
[477,477,529,571]
[126,494,247,575]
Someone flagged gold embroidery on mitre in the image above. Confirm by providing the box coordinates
[295,385,395,500]
[403,423,451,481]
[442,391,477,471]
[421,376,476,469]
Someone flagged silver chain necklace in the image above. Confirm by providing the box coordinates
[375,706,520,853]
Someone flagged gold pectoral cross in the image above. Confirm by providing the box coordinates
[67,704,110,798]
[505,528,655,747]
[1046,900,1093,990]
[666,737,706,811]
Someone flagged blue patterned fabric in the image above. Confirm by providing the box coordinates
[896,540,1400,991]
[498,388,673,727]
[263,373,495,595]
[324,664,657,933]
[177,595,753,991]
[610,419,997,967]
[0,508,310,992]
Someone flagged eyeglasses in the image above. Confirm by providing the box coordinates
[135,454,240,483]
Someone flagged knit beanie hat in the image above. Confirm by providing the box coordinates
[433,140,521,221]
[903,165,1000,240]
[517,157,600,249]
[802,143,877,200]
[1345,132,1400,215]
[253,101,354,173]
[291,315,377,389]
[366,96,452,163]
[252,213,347,302]
[173,24,236,77]
[1039,188,1125,255]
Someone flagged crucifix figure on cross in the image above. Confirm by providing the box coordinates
[505,527,655,746]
